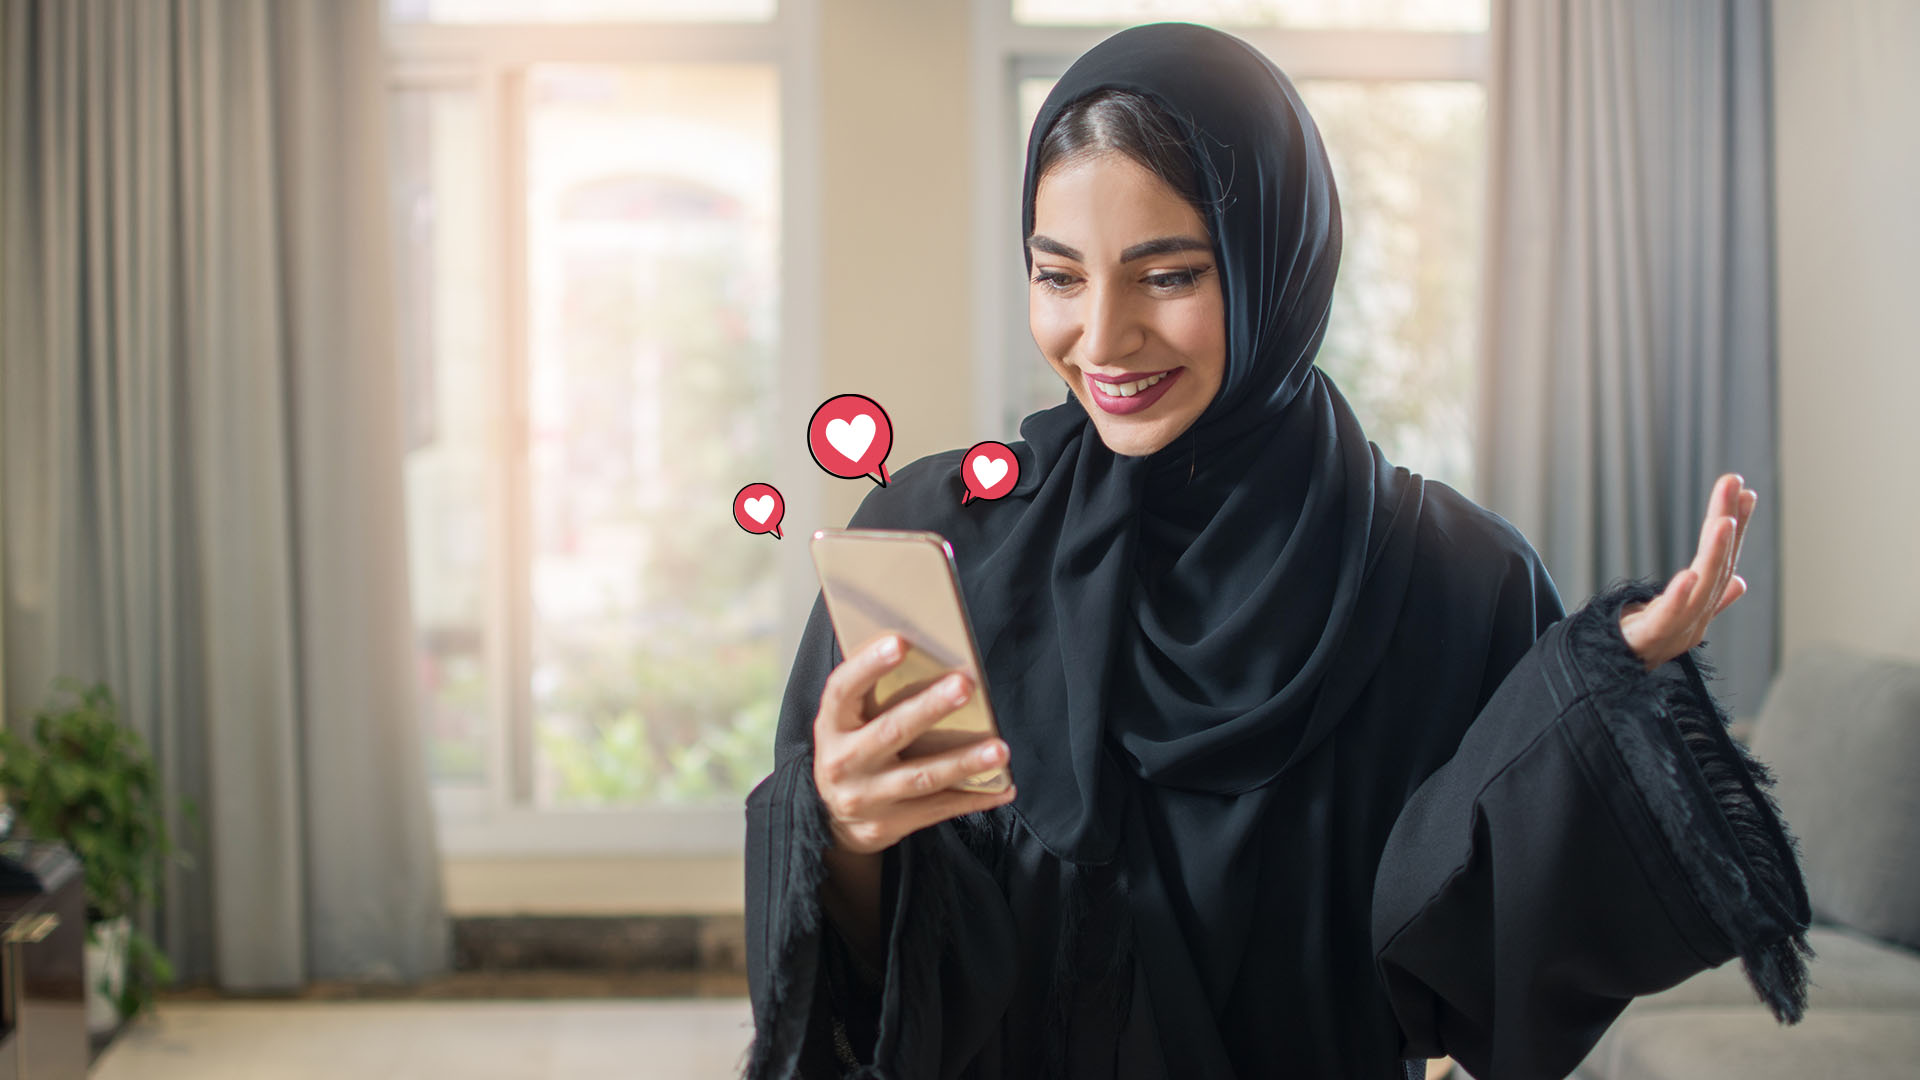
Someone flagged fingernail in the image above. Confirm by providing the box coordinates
[879,636,902,660]
[977,741,1004,764]
[944,674,969,702]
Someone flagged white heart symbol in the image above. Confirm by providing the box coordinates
[971,454,1008,490]
[743,495,774,524]
[825,414,876,463]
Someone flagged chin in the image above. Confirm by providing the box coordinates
[1094,427,1173,457]
[1085,413,1195,457]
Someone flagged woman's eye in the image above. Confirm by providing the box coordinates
[1032,268,1208,293]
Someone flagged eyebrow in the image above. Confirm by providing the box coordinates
[1025,234,1212,264]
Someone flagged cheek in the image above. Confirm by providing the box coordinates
[1029,300,1076,363]
[1165,302,1227,385]
[1196,328,1227,391]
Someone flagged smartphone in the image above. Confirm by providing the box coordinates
[809,528,1010,794]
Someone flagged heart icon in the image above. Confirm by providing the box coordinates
[825,414,876,463]
[959,440,1019,504]
[732,482,785,538]
[807,395,895,485]
[971,454,1008,490]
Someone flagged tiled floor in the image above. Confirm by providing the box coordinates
[90,980,1458,1079]
[92,998,756,1080]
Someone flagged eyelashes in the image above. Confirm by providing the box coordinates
[1030,266,1214,294]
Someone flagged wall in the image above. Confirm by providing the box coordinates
[817,0,978,530]
[1773,0,1920,663]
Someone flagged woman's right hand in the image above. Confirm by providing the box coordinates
[813,632,1017,856]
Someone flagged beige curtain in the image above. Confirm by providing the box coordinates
[1480,0,1780,714]
[0,0,449,989]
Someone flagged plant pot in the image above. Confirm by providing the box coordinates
[85,914,130,1034]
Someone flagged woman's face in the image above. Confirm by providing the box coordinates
[1028,151,1226,458]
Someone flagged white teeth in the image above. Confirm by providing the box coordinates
[1091,372,1167,398]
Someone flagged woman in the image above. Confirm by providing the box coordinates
[745,22,1810,1080]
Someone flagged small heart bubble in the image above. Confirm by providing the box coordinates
[732,483,785,539]
[960,441,1019,504]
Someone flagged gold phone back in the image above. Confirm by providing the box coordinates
[810,529,1010,793]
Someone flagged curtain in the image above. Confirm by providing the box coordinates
[0,0,449,989]
[1480,0,1780,713]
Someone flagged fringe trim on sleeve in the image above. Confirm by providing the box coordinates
[859,814,966,1079]
[1042,854,1135,1077]
[744,751,841,1078]
[749,761,1139,1076]
[950,801,1137,1076]
[1567,579,1815,1025]
[773,782,1007,1080]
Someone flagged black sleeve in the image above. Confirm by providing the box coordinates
[743,591,1021,1079]
[1370,580,1814,1080]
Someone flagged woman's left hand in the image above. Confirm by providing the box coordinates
[1619,473,1758,671]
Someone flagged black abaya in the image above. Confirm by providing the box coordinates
[745,441,1808,1079]
[743,21,1810,1079]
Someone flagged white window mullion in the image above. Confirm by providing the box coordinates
[971,4,1021,442]
[495,63,537,810]
[773,0,826,661]
[386,22,783,66]
[998,25,1486,81]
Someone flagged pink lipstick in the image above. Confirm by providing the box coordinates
[1085,367,1183,416]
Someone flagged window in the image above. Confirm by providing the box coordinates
[392,2,1478,859]
[979,0,1488,493]
[1012,0,1484,31]
[389,2,818,856]
[390,0,776,21]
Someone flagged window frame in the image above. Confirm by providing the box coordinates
[388,4,824,858]
[389,2,1485,860]
[967,3,1491,438]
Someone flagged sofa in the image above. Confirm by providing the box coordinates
[1570,646,1920,1079]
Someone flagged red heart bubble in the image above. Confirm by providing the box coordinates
[960,441,1019,504]
[733,483,785,539]
[808,394,893,486]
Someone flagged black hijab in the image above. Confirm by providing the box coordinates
[800,23,1521,1071]
[890,21,1426,867]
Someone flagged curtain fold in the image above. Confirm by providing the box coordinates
[1480,0,1780,712]
[0,0,449,989]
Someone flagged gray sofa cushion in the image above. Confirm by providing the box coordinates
[1747,647,1920,950]
[1594,924,1920,1012]
[1576,1008,1920,1080]
[1503,925,1920,1080]
[1572,925,1920,1078]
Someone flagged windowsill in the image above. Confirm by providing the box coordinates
[433,787,745,857]
[443,853,745,916]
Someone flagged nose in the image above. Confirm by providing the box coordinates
[1077,278,1145,366]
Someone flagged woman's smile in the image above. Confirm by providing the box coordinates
[1083,366,1184,414]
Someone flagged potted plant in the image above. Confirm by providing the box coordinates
[0,677,196,1032]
